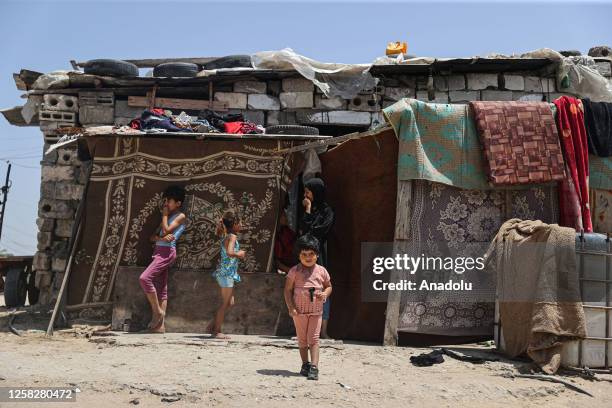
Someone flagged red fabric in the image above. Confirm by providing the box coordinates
[274,225,296,265]
[224,121,243,134]
[554,96,592,232]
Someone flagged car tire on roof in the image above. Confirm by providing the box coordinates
[202,55,252,70]
[265,125,320,136]
[153,62,199,78]
[83,59,139,77]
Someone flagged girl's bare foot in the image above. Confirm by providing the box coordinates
[150,322,165,334]
[212,333,230,339]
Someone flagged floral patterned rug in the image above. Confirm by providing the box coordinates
[398,180,559,337]
[65,136,300,321]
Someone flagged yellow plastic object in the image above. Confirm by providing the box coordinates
[386,41,407,56]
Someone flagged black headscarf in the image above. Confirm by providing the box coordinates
[304,178,326,209]
[301,177,334,267]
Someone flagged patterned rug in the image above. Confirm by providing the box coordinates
[471,101,565,186]
[383,99,490,190]
[65,136,300,321]
[398,180,559,337]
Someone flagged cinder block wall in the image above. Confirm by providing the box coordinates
[32,60,612,305]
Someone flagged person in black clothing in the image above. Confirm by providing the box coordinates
[300,177,335,338]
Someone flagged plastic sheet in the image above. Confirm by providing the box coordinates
[251,48,377,99]
[520,48,612,102]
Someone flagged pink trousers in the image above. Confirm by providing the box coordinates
[139,246,176,301]
[292,314,322,347]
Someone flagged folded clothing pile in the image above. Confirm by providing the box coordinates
[128,108,265,135]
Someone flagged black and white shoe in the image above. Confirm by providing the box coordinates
[307,365,319,380]
[300,362,311,377]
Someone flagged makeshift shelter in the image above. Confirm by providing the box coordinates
[3,48,612,343]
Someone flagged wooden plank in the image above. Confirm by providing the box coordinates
[383,179,413,346]
[275,126,393,155]
[394,180,413,241]
[128,96,227,111]
[73,57,220,69]
[83,132,330,141]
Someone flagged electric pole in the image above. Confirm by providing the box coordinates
[0,162,12,241]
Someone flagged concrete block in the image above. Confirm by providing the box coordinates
[266,80,282,97]
[277,111,297,125]
[38,199,74,220]
[55,182,84,201]
[39,121,75,133]
[466,73,499,90]
[39,110,77,123]
[416,91,449,103]
[79,92,114,106]
[51,257,67,273]
[114,99,143,119]
[481,90,514,101]
[41,182,56,199]
[279,92,313,109]
[415,76,429,90]
[56,148,79,166]
[524,76,545,93]
[348,95,380,112]
[435,75,465,91]
[266,111,280,126]
[41,165,74,182]
[502,75,525,91]
[36,217,55,232]
[542,78,556,93]
[214,92,247,109]
[449,91,480,103]
[234,81,266,94]
[384,87,415,102]
[79,105,114,125]
[242,110,265,125]
[394,75,417,89]
[314,95,347,110]
[296,110,371,126]
[42,143,58,165]
[247,94,280,111]
[595,61,612,77]
[513,92,545,102]
[282,77,314,92]
[34,270,52,288]
[43,94,78,112]
[33,252,51,271]
[55,219,74,238]
[37,232,53,251]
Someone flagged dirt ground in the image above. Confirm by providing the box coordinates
[1,324,611,408]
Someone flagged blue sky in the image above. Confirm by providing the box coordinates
[1,0,611,255]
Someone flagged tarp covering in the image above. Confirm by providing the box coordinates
[65,136,301,320]
[251,48,377,99]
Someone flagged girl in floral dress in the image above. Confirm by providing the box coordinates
[209,210,246,339]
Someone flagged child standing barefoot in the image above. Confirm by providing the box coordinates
[210,210,246,339]
[284,235,332,380]
[139,185,186,333]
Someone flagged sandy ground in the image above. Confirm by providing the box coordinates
[1,325,611,408]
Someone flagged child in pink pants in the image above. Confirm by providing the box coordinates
[139,185,186,333]
[284,235,332,380]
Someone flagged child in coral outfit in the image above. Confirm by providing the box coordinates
[284,235,332,380]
